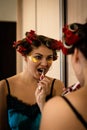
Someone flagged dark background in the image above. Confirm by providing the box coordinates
[0,21,16,80]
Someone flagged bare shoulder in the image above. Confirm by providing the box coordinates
[52,78,64,96]
[0,79,8,94]
[48,77,64,88]
[41,95,85,130]
[0,79,10,129]
[46,77,64,96]
[42,96,66,120]
[40,96,68,130]
[0,74,18,94]
[0,79,6,86]
[54,79,64,88]
[43,96,65,112]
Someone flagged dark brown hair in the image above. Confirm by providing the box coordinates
[13,30,60,60]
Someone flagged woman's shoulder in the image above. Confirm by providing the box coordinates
[0,79,6,85]
[46,77,64,96]
[41,96,73,123]
[0,79,8,95]
[47,76,64,86]
[54,78,64,87]
[0,74,18,94]
[41,96,69,129]
[52,78,64,95]
[41,93,86,130]
[6,73,22,84]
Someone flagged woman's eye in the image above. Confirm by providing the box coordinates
[34,55,42,60]
[47,56,53,61]
[47,56,53,63]
[29,55,42,63]
[29,55,53,64]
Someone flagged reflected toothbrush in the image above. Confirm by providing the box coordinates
[38,69,45,90]
[40,69,45,80]
[62,82,80,96]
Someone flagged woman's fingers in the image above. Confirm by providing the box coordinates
[38,77,51,95]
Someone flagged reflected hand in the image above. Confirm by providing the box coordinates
[35,77,51,112]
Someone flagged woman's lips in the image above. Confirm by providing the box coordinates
[37,68,45,74]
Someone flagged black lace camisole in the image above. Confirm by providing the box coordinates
[6,78,56,130]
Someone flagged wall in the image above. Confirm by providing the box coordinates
[0,0,17,79]
[0,0,17,21]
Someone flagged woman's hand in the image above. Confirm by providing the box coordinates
[35,77,51,112]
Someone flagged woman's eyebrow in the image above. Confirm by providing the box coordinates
[34,53,42,55]
[47,54,53,57]
[34,53,53,57]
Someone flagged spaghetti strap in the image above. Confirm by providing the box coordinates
[61,96,87,129]
[50,79,56,96]
[5,79,10,95]
[46,79,56,101]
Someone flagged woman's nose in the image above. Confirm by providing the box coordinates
[41,58,48,66]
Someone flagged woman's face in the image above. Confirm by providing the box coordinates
[26,45,54,80]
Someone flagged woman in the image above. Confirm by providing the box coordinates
[0,30,64,130]
[40,22,87,130]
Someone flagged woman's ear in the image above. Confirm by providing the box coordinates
[73,48,79,62]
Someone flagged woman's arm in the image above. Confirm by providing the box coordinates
[0,80,8,129]
[40,96,70,130]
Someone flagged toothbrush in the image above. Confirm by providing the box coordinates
[40,69,45,81]
[62,82,80,96]
[38,69,45,90]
